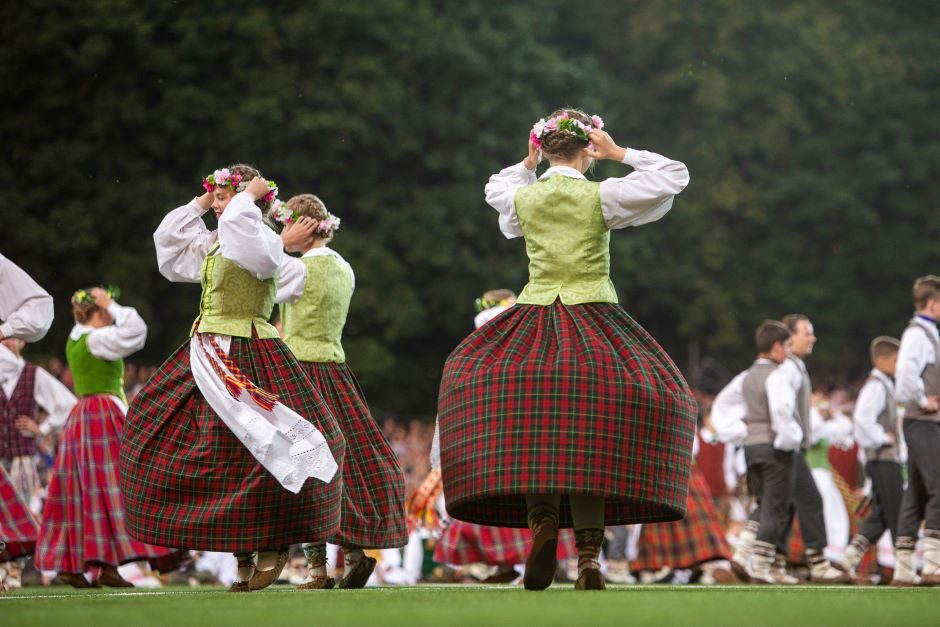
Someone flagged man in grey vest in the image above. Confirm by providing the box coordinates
[838,337,902,578]
[893,276,940,586]
[738,320,798,583]
[769,314,849,583]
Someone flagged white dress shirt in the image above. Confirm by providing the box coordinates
[484,149,690,239]
[69,302,147,361]
[766,357,805,452]
[0,345,77,435]
[711,370,749,445]
[895,316,939,409]
[0,254,54,342]
[153,193,283,283]
[275,247,356,305]
[854,369,894,450]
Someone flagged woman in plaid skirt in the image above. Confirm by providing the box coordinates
[273,193,407,590]
[35,287,179,588]
[120,167,345,592]
[438,109,698,590]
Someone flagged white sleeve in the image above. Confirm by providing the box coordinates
[430,418,441,471]
[895,327,932,408]
[154,199,218,283]
[35,367,78,435]
[275,257,308,305]
[853,381,889,449]
[599,149,690,230]
[766,362,804,451]
[0,254,54,342]
[85,302,147,360]
[484,161,537,239]
[218,192,283,280]
[711,371,749,444]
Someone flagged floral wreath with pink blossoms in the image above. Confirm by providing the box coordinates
[530,112,604,149]
[202,168,279,203]
[270,200,342,235]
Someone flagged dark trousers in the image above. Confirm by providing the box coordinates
[745,444,794,553]
[898,419,940,538]
[779,451,829,551]
[858,461,903,545]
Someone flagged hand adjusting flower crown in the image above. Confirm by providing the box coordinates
[530,112,604,149]
[270,200,342,235]
[72,285,121,306]
[202,168,279,203]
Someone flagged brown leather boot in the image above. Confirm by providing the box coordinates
[98,566,134,588]
[249,548,289,591]
[339,556,377,589]
[59,572,101,589]
[296,575,336,590]
[575,567,606,590]
[523,505,559,591]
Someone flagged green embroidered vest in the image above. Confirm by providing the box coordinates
[65,333,126,403]
[513,176,618,305]
[280,253,353,363]
[191,244,279,339]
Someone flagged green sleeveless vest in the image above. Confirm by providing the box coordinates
[280,252,353,363]
[65,333,127,403]
[513,175,618,305]
[191,243,279,339]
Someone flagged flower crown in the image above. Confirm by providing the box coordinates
[202,168,279,203]
[530,112,604,149]
[270,200,342,235]
[72,285,121,306]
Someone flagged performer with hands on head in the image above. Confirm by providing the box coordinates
[121,165,345,593]
[439,108,696,591]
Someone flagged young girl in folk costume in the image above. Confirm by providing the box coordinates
[121,166,345,592]
[438,109,697,591]
[35,287,179,588]
[273,194,407,589]
[431,291,577,584]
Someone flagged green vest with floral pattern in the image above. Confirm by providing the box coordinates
[191,243,279,339]
[512,176,618,305]
[280,253,352,363]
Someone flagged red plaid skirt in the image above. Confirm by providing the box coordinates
[35,395,177,572]
[120,338,346,552]
[0,465,38,561]
[434,520,577,566]
[300,361,407,548]
[633,465,730,571]
[438,301,697,527]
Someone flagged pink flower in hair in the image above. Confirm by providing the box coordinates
[544,118,558,133]
[529,131,541,148]
[202,179,214,193]
[591,115,604,129]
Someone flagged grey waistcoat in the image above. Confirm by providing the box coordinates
[866,375,900,463]
[743,361,777,447]
[903,320,940,423]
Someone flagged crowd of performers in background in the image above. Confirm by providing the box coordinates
[1,112,938,592]
[4,265,939,591]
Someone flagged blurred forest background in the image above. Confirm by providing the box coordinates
[3,0,938,417]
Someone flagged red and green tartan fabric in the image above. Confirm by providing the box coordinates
[438,300,698,528]
[633,465,730,571]
[35,395,178,572]
[300,361,408,549]
[119,338,346,553]
[0,465,37,562]
[434,519,577,567]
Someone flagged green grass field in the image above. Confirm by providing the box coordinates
[2,585,939,627]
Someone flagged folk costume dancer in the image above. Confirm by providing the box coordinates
[892,276,940,587]
[0,337,76,588]
[274,193,408,589]
[770,314,850,584]
[35,287,179,588]
[0,254,54,594]
[837,337,903,578]
[120,166,344,592]
[438,109,697,591]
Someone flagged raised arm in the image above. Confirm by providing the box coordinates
[217,181,283,280]
[483,138,541,239]
[85,289,147,360]
[0,254,54,342]
[153,194,218,283]
[586,129,689,230]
